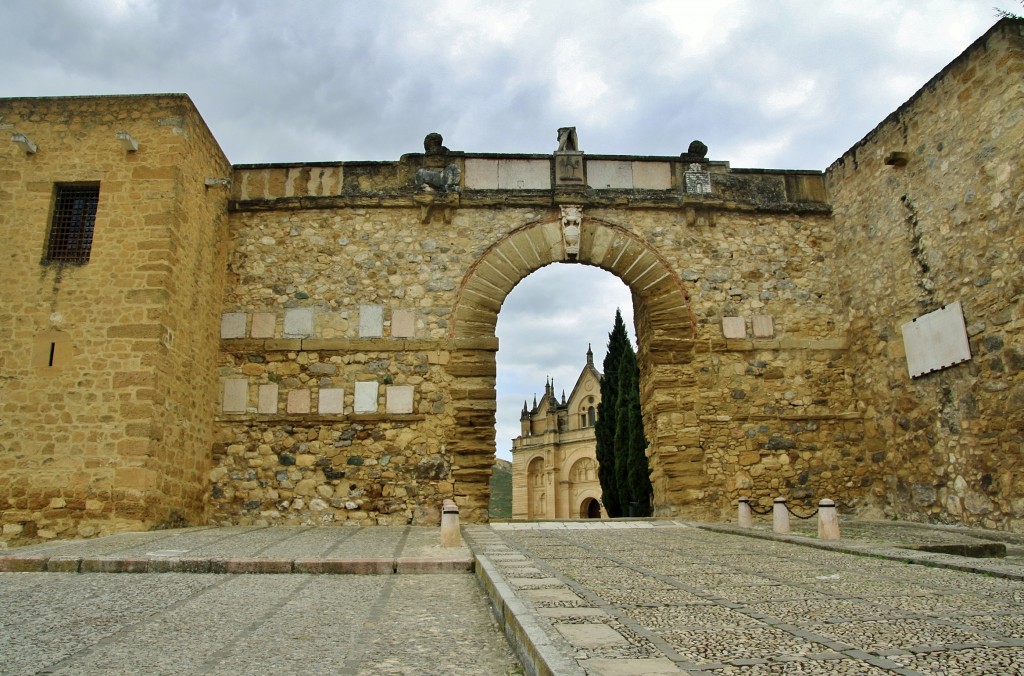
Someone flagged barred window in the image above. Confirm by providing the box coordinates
[46,184,100,264]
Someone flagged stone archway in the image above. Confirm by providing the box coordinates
[448,214,702,521]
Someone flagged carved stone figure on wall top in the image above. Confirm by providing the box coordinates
[557,127,579,152]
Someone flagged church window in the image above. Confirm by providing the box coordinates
[587,405,596,427]
[45,184,100,264]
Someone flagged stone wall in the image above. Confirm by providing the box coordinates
[217,155,862,525]
[0,95,229,544]
[826,19,1024,528]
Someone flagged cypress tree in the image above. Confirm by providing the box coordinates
[595,309,629,517]
[621,347,653,516]
[613,348,634,512]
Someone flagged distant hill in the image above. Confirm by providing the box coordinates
[489,458,512,519]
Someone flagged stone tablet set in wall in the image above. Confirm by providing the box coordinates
[0,20,1021,543]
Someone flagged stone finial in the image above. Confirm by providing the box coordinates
[687,139,708,159]
[557,127,579,152]
[424,132,448,155]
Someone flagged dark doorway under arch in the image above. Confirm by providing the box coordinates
[581,497,602,519]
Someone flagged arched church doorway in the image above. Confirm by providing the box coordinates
[581,498,602,519]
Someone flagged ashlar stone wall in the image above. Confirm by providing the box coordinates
[0,95,231,544]
[826,19,1024,528]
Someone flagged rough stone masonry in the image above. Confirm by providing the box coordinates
[0,19,1020,544]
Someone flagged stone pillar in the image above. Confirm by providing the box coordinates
[441,499,461,548]
[738,497,753,528]
[773,498,790,534]
[817,499,840,540]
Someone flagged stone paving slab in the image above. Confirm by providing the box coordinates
[468,520,1024,675]
[0,526,473,575]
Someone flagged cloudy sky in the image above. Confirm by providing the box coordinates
[1,0,1014,457]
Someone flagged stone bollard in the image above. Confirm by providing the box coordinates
[441,499,461,548]
[773,498,790,534]
[817,498,840,540]
[738,497,753,528]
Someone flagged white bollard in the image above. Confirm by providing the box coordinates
[773,497,790,534]
[817,498,840,540]
[738,497,753,528]
[441,499,461,548]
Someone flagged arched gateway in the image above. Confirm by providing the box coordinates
[448,214,700,521]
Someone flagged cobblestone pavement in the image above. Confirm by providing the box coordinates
[0,526,520,676]
[470,521,1024,675]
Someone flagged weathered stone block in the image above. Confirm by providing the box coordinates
[497,159,550,189]
[223,379,248,413]
[287,389,311,414]
[391,308,416,338]
[250,312,276,338]
[386,385,415,414]
[722,317,746,339]
[752,315,774,338]
[220,313,247,339]
[319,387,345,415]
[257,384,279,414]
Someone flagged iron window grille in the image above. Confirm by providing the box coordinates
[45,184,100,264]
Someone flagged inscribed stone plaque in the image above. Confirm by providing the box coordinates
[554,152,584,185]
[386,385,414,414]
[497,159,551,189]
[752,315,775,338]
[250,312,276,339]
[283,308,314,338]
[587,160,632,189]
[722,316,747,339]
[359,305,383,338]
[685,163,712,194]
[223,379,248,413]
[354,381,378,413]
[464,158,498,189]
[220,313,247,339]
[901,300,972,378]
[631,161,672,190]
[391,309,416,338]
[318,387,345,415]
[287,389,311,414]
[257,383,279,414]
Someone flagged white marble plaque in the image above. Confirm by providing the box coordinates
[497,159,551,190]
[386,385,415,414]
[587,160,632,189]
[464,158,498,189]
[632,161,672,190]
[354,381,378,413]
[902,301,972,378]
[283,308,314,338]
[318,387,345,415]
[359,305,384,338]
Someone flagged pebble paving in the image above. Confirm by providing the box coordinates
[474,522,1024,675]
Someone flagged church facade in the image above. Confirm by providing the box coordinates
[0,20,1021,544]
[510,348,605,520]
